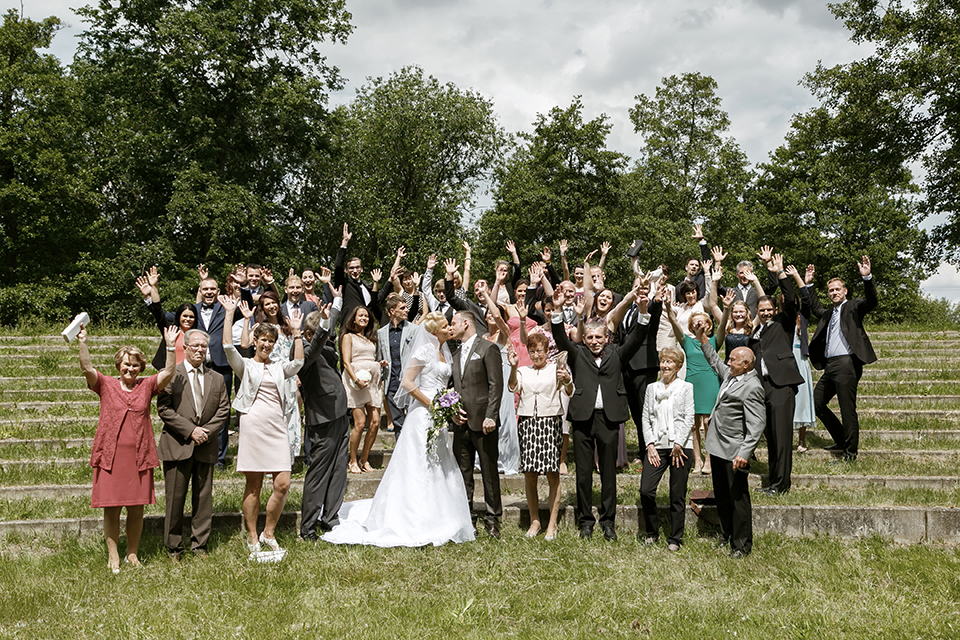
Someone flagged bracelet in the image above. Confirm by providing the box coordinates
[166,347,176,352]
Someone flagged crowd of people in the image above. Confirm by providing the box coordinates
[78,222,879,569]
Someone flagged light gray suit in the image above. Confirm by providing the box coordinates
[377,320,418,438]
[702,340,766,556]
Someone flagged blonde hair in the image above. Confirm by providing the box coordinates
[687,311,713,334]
[422,311,447,336]
[659,347,685,367]
[114,346,147,373]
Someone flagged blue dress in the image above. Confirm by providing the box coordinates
[723,332,750,363]
[683,335,721,414]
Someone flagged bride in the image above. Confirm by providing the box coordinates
[322,311,476,547]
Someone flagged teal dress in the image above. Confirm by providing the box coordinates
[683,335,721,414]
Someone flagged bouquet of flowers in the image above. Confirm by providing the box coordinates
[427,389,462,454]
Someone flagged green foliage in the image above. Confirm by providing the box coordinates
[477,98,634,290]
[297,66,509,272]
[806,0,960,264]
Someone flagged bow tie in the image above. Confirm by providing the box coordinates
[202,303,215,310]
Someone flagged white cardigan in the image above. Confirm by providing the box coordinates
[510,363,571,418]
[641,379,695,449]
[224,343,302,416]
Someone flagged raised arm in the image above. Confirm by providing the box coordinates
[858,255,878,315]
[461,241,472,292]
[219,295,246,376]
[559,239,570,282]
[716,289,735,345]
[77,324,99,389]
[156,325,180,391]
[480,287,510,345]
[707,264,724,323]
[597,241,610,272]
[663,289,686,347]
[421,255,438,311]
[582,249,597,317]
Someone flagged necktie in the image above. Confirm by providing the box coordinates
[191,368,203,416]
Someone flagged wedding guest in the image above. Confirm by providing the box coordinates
[639,347,694,551]
[301,269,320,305]
[136,268,196,370]
[222,296,303,557]
[478,290,520,476]
[508,333,573,540]
[341,305,386,473]
[78,322,179,573]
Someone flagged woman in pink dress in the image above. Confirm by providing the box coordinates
[78,323,179,574]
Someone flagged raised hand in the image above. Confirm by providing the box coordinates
[805,264,816,285]
[756,245,774,267]
[552,286,564,308]
[342,222,352,245]
[584,249,598,265]
[426,254,437,270]
[541,246,551,263]
[319,266,332,285]
[711,245,727,264]
[411,272,422,288]
[238,300,254,319]
[701,258,713,275]
[331,285,342,299]
[785,264,799,278]
[197,264,208,281]
[288,267,295,278]
[444,258,458,277]
[573,298,585,316]
[462,241,471,256]
[692,224,704,241]
[289,308,303,331]
[163,325,181,347]
[556,365,571,386]
[858,255,871,277]
[711,264,723,281]
[218,295,237,315]
[389,265,403,282]
[136,276,152,297]
[600,241,611,256]
[771,253,784,273]
[396,246,406,260]
[722,289,736,306]
[262,267,274,284]
[507,345,519,368]
[146,265,159,287]
[517,301,527,320]
[558,239,568,255]
[319,302,332,320]
[77,323,87,343]
[528,263,543,284]
[370,268,382,283]
[505,239,516,255]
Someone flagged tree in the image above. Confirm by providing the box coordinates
[750,107,931,320]
[804,0,960,263]
[72,0,353,277]
[628,72,756,269]
[0,10,107,323]
[296,66,509,273]
[476,98,634,290]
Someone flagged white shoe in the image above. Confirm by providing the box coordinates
[259,532,281,552]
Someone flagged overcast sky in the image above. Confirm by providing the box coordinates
[21,0,960,303]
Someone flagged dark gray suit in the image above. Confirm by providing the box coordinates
[157,363,230,555]
[451,336,503,527]
[298,304,349,537]
[702,340,766,556]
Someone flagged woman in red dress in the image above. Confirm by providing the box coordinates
[79,323,179,573]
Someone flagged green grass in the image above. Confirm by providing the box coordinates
[0,532,957,639]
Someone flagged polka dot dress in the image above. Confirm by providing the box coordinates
[518,415,563,474]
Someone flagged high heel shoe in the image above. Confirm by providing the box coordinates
[247,540,261,554]
[259,532,281,552]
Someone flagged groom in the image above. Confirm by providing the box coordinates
[448,311,504,539]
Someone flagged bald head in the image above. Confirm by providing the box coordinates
[728,347,755,377]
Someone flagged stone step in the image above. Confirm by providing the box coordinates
[2,470,957,502]
[1,502,955,544]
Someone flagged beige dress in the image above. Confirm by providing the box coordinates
[236,366,290,472]
[342,334,382,409]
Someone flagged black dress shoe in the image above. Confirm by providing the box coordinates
[579,525,594,539]
[601,524,617,541]
[486,522,501,540]
[754,486,774,495]
[823,443,842,451]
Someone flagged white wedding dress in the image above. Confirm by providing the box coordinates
[322,342,476,547]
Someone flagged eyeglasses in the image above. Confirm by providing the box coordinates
[186,343,209,351]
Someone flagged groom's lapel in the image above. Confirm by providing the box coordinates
[453,346,463,389]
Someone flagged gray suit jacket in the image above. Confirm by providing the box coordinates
[451,336,503,432]
[157,364,230,463]
[701,340,766,462]
[376,320,419,386]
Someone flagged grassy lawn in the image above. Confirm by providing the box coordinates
[0,531,957,639]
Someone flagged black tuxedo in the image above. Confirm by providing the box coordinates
[157,363,230,555]
[193,300,233,465]
[334,245,381,326]
[552,303,655,528]
[808,277,878,458]
[748,274,803,493]
[618,302,663,449]
[297,305,350,537]
[451,335,503,527]
[444,277,488,336]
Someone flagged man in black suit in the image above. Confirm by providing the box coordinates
[299,297,350,539]
[552,281,657,541]
[809,256,878,461]
[334,223,382,326]
[449,310,503,538]
[157,329,230,558]
[618,278,664,450]
[193,277,233,468]
[280,274,319,321]
[749,248,804,494]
